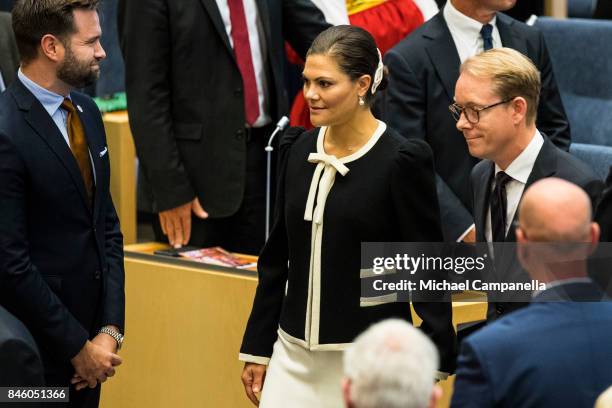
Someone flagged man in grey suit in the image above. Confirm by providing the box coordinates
[0,11,19,92]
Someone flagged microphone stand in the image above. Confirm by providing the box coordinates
[265,116,290,240]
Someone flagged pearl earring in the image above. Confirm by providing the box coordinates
[359,96,365,106]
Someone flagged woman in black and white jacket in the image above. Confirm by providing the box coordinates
[239,25,457,407]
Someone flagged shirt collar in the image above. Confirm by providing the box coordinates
[444,0,497,39]
[495,129,544,184]
[18,68,70,118]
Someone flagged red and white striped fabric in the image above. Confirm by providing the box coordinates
[289,0,439,129]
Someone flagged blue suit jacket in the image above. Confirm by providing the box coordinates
[451,282,612,408]
[0,79,125,377]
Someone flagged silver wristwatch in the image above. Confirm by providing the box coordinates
[99,326,124,350]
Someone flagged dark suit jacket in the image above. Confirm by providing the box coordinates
[0,305,44,386]
[120,0,328,215]
[0,79,125,377]
[451,282,612,408]
[470,137,603,317]
[0,11,19,89]
[595,166,612,242]
[472,137,603,244]
[383,11,570,241]
[594,0,612,19]
[592,166,612,296]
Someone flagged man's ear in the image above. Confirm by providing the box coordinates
[511,97,528,126]
[40,34,65,63]
[588,222,601,255]
[516,226,532,271]
[516,226,526,243]
[429,384,443,408]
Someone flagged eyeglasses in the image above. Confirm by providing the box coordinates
[449,98,514,124]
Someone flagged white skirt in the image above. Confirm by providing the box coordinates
[259,334,344,408]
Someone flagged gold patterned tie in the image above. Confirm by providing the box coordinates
[62,98,94,207]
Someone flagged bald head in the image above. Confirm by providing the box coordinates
[595,386,612,408]
[519,178,592,242]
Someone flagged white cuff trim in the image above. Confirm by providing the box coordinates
[238,353,270,365]
[359,292,398,307]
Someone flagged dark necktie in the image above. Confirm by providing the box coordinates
[481,24,494,51]
[227,0,260,126]
[62,98,94,207]
[490,171,512,242]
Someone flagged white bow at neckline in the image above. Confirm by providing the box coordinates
[303,153,349,225]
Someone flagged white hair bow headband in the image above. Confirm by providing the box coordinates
[371,48,384,95]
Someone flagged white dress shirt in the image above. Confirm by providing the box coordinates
[485,130,544,242]
[0,71,5,92]
[215,0,271,127]
[444,0,503,63]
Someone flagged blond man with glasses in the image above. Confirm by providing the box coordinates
[453,48,603,321]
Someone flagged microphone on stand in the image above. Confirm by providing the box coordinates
[265,116,290,240]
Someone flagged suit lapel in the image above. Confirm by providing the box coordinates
[72,95,103,222]
[503,137,556,240]
[424,13,462,101]
[199,0,234,59]
[498,138,555,275]
[475,162,495,242]
[523,138,557,190]
[497,13,528,55]
[13,82,92,214]
[255,0,272,48]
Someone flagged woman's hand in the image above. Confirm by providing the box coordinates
[241,362,267,406]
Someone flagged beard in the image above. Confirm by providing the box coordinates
[57,45,100,89]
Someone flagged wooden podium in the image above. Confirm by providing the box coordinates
[100,243,486,408]
[102,111,137,245]
[546,0,568,18]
